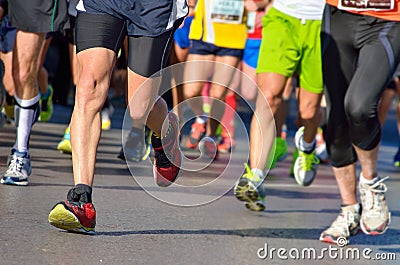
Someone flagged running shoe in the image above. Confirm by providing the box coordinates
[293,127,319,186]
[234,163,266,211]
[48,186,96,234]
[39,85,54,122]
[186,119,206,149]
[320,204,361,245]
[118,127,152,162]
[289,147,298,177]
[3,94,14,120]
[199,136,218,160]
[359,176,391,235]
[217,136,235,153]
[1,149,31,186]
[152,113,182,187]
[101,103,114,131]
[267,137,288,170]
[57,126,72,154]
[315,127,329,163]
[393,148,400,167]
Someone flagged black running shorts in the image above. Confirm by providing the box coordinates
[76,12,181,77]
[9,0,70,33]
[78,0,188,37]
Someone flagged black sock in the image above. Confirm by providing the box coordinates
[67,184,93,205]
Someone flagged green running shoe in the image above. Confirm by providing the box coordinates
[266,137,288,170]
[234,163,266,211]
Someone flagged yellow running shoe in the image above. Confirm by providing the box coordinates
[234,163,266,211]
[4,95,14,119]
[293,127,319,186]
[57,127,72,154]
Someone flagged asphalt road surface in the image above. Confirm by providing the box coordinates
[0,103,399,265]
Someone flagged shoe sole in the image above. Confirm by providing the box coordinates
[320,228,361,245]
[245,201,266,212]
[319,234,347,245]
[1,177,28,186]
[48,204,95,235]
[234,179,265,212]
[360,214,390,235]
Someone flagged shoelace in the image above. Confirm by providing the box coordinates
[243,163,262,183]
[9,155,25,174]
[332,210,357,235]
[361,176,389,214]
[299,151,320,170]
[155,150,172,168]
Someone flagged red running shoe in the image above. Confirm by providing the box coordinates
[186,119,206,149]
[152,113,182,187]
[48,187,96,234]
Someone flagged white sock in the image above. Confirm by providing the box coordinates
[14,94,40,153]
[251,168,265,180]
[196,117,206,124]
[298,136,316,153]
[342,203,360,213]
[360,172,379,185]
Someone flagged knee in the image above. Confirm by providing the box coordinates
[12,64,35,89]
[325,123,357,167]
[240,87,257,102]
[209,86,227,101]
[258,89,281,114]
[183,83,202,99]
[344,96,371,124]
[76,74,109,113]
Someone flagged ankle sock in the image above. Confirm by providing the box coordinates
[360,173,379,185]
[298,136,316,154]
[341,203,360,213]
[251,168,265,180]
[68,184,93,205]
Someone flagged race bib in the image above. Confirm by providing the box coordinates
[247,11,256,33]
[338,0,394,11]
[211,0,245,24]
